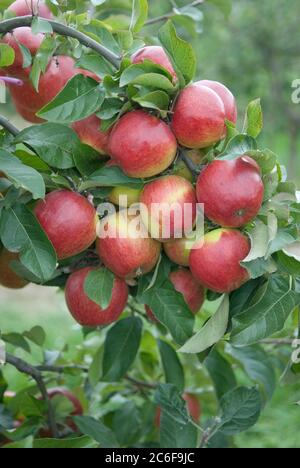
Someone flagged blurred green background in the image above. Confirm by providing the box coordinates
[0,0,299,448]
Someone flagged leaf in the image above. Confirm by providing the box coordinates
[242,257,277,279]
[229,278,265,318]
[219,134,257,160]
[112,402,141,446]
[246,149,277,174]
[37,75,104,124]
[158,339,185,392]
[0,204,57,282]
[2,333,31,353]
[283,242,300,262]
[102,317,143,381]
[19,44,32,68]
[80,20,121,56]
[133,90,170,111]
[76,54,114,79]
[15,124,80,169]
[219,387,262,435]
[179,295,229,353]
[79,166,143,191]
[0,149,45,199]
[207,0,232,18]
[160,412,198,449]
[33,436,96,449]
[73,416,119,448]
[88,345,104,388]
[154,384,190,425]
[159,21,196,86]
[227,345,276,400]
[130,0,148,33]
[97,98,124,120]
[243,99,263,138]
[0,43,15,67]
[120,61,173,87]
[243,220,269,263]
[231,274,300,345]
[31,17,53,34]
[23,326,46,347]
[84,267,114,309]
[204,348,237,400]
[73,144,105,177]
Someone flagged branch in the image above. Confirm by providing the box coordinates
[125,375,158,390]
[5,353,59,438]
[260,338,294,346]
[0,115,20,137]
[36,364,88,373]
[145,0,205,26]
[180,149,205,177]
[0,16,121,68]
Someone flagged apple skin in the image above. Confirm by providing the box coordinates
[108,110,177,178]
[197,80,237,124]
[96,211,161,279]
[2,28,44,70]
[34,190,98,261]
[140,175,197,241]
[108,186,142,208]
[65,266,128,327]
[155,392,201,427]
[131,46,176,81]
[171,84,226,149]
[0,249,28,289]
[164,233,198,267]
[196,156,264,228]
[189,228,250,293]
[71,115,110,156]
[8,0,53,18]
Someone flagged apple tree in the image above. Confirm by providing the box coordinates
[0,0,299,449]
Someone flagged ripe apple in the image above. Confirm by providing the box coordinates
[108,110,177,178]
[1,27,44,70]
[96,211,161,279]
[171,84,226,149]
[164,232,200,267]
[140,175,197,240]
[145,305,159,323]
[65,266,128,326]
[189,228,250,293]
[197,80,237,124]
[71,115,110,156]
[8,0,53,18]
[196,156,264,227]
[131,46,176,81]
[0,248,28,289]
[108,186,142,208]
[34,190,98,260]
[155,392,201,427]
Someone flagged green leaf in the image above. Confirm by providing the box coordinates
[179,295,229,353]
[33,436,96,449]
[97,98,124,120]
[120,61,173,86]
[79,166,143,191]
[219,387,262,435]
[2,332,31,353]
[102,317,143,381]
[23,326,46,347]
[243,220,269,263]
[160,412,198,449]
[80,20,120,56]
[76,54,114,79]
[246,149,277,174]
[207,0,232,18]
[15,124,79,169]
[112,402,142,446]
[18,43,32,68]
[31,17,53,34]
[231,274,300,345]
[243,99,263,138]
[154,384,190,425]
[0,204,57,282]
[204,348,237,400]
[158,339,185,392]
[37,75,104,124]
[0,43,15,67]
[73,416,119,448]
[242,257,277,279]
[0,149,45,199]
[73,144,105,177]
[219,135,257,160]
[158,20,196,86]
[130,0,148,33]
[133,90,170,111]
[84,267,115,309]
[88,345,104,388]
[228,345,276,400]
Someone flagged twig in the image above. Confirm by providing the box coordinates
[125,375,158,390]
[0,115,20,137]
[145,0,205,26]
[5,353,59,438]
[0,16,121,68]
[199,418,221,448]
[36,364,88,373]
[260,338,294,346]
[180,149,205,177]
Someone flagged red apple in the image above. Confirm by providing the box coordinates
[96,211,161,279]
[189,229,250,293]
[34,190,98,260]
[8,0,53,18]
[140,175,197,240]
[196,156,264,227]
[171,84,226,149]
[65,266,128,326]
[197,80,237,124]
[0,248,28,289]
[1,27,44,70]
[71,114,110,156]
[155,392,201,427]
[108,186,142,208]
[145,305,159,323]
[164,232,199,267]
[131,46,176,81]
[108,110,177,178]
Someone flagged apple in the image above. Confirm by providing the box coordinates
[163,232,199,267]
[197,80,237,124]
[196,156,264,227]
[8,0,53,18]
[96,211,161,279]
[140,175,197,240]
[131,46,176,81]
[155,392,201,427]
[145,305,159,323]
[1,28,44,70]
[108,186,142,208]
[34,190,98,260]
[189,228,250,293]
[0,248,28,289]
[65,266,128,326]
[108,110,177,178]
[171,84,226,149]
[71,114,110,156]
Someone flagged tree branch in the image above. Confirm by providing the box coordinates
[5,353,59,438]
[125,375,158,390]
[0,16,121,69]
[0,115,20,137]
[145,0,205,26]
[180,149,205,177]
[260,338,294,346]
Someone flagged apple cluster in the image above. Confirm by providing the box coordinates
[0,0,265,330]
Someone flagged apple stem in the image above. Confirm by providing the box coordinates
[180,149,206,178]
[0,115,20,137]
[0,16,121,69]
